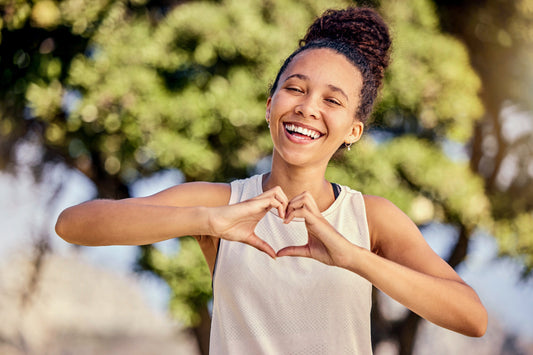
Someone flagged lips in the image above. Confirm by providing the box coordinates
[284,123,323,140]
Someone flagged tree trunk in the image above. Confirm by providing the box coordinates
[447,225,471,269]
[192,304,211,355]
[397,312,422,355]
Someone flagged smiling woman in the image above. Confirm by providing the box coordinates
[55,6,487,354]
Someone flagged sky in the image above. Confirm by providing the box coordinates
[1,164,533,341]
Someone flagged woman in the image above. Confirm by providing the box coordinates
[56,7,488,354]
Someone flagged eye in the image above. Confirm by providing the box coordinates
[325,98,342,106]
[286,86,304,93]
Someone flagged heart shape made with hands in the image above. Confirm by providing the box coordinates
[233,188,352,267]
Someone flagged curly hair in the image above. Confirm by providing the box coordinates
[269,7,391,124]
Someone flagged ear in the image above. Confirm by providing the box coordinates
[345,120,364,145]
[265,97,272,123]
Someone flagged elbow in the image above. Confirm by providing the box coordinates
[472,308,488,337]
[465,304,488,338]
[55,209,77,244]
[55,211,69,241]
[467,322,487,338]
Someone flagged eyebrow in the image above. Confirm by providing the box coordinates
[284,73,349,102]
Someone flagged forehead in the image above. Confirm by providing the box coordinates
[282,48,362,93]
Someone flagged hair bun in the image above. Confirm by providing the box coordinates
[301,7,391,83]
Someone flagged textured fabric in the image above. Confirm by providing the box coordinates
[210,175,372,355]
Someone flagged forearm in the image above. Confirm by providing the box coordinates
[345,247,487,337]
[56,200,210,246]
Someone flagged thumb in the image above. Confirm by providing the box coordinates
[247,234,278,259]
[276,245,311,258]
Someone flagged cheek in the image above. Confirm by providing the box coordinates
[329,115,355,133]
[268,97,292,119]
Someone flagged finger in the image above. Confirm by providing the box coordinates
[248,195,282,217]
[290,192,320,214]
[247,234,277,259]
[277,203,287,219]
[265,198,283,213]
[258,194,287,219]
[284,197,304,221]
[285,193,326,225]
[273,185,289,203]
[268,195,287,219]
[277,245,311,258]
[262,185,288,203]
[270,186,289,218]
[253,187,288,217]
[285,193,315,214]
[284,202,313,224]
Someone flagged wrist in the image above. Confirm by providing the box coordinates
[203,205,227,237]
[197,206,214,235]
[173,206,212,236]
[337,243,366,272]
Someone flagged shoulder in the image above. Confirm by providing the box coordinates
[362,194,404,223]
[133,181,231,207]
[362,194,399,214]
[362,195,419,255]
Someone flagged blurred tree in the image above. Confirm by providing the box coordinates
[432,0,533,278]
[1,0,529,354]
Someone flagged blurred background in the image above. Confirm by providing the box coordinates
[1,0,533,354]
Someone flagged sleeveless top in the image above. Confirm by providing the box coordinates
[210,174,372,354]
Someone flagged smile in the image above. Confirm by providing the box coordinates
[284,123,322,140]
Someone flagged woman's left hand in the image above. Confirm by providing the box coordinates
[276,191,355,267]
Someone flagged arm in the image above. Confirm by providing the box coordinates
[56,182,288,258]
[55,182,230,246]
[355,195,487,337]
[277,192,488,337]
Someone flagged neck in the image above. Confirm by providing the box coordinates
[262,151,335,211]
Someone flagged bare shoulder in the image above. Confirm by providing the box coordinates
[129,181,231,207]
[362,194,409,229]
[362,194,420,255]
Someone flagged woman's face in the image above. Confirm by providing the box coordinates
[266,48,364,168]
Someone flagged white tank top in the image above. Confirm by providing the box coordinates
[210,175,372,354]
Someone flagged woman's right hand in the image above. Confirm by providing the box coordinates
[207,186,288,259]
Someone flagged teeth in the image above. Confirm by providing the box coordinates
[285,124,321,139]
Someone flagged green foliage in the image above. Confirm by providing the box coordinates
[376,0,484,142]
[2,0,349,182]
[494,212,533,275]
[138,238,212,327]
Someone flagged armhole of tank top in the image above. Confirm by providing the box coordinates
[358,192,372,250]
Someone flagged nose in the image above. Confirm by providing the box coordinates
[295,96,320,119]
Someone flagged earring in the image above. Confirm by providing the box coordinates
[345,142,352,151]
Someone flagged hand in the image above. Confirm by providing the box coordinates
[207,186,288,259]
[277,191,355,267]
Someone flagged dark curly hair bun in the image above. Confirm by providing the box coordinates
[301,7,391,87]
